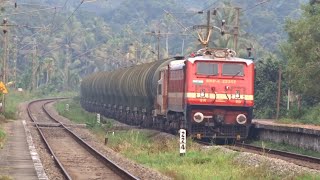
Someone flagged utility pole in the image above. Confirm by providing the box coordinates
[13,36,18,89]
[276,66,282,120]
[157,30,160,61]
[146,30,173,61]
[233,7,240,52]
[2,18,8,112]
[64,43,70,90]
[31,38,37,90]
[146,30,161,61]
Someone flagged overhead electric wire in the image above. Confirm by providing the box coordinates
[163,9,199,40]
[18,0,83,52]
[50,0,84,35]
[241,0,271,13]
[0,6,59,17]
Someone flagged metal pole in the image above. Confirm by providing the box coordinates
[2,18,8,112]
[234,7,240,52]
[13,36,18,89]
[206,10,210,47]
[276,66,282,120]
[157,30,160,61]
[31,38,37,90]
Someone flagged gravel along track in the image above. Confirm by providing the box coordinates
[40,127,122,179]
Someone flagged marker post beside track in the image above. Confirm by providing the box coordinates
[179,129,186,156]
[97,113,100,124]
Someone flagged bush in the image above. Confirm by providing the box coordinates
[287,106,305,119]
[0,128,6,149]
[301,106,320,125]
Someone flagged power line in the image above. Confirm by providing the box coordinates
[241,0,271,13]
[50,0,84,35]
[163,9,199,40]
[18,0,83,52]
[0,7,59,17]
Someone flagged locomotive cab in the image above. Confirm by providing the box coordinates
[183,49,254,140]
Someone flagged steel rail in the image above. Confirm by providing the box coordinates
[27,98,72,179]
[234,142,320,164]
[41,99,139,180]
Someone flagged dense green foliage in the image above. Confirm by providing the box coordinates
[283,3,320,102]
[279,2,320,122]
[254,57,287,118]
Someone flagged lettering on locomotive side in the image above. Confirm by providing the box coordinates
[199,99,207,102]
[205,79,220,83]
[222,80,236,84]
[205,79,237,84]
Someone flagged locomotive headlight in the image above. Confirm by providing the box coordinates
[193,112,204,123]
[235,90,240,98]
[200,89,205,97]
[236,114,247,124]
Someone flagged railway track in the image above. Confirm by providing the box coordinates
[230,142,320,170]
[27,98,138,180]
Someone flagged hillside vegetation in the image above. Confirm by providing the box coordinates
[0,0,319,122]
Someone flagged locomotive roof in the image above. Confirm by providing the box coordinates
[187,55,253,65]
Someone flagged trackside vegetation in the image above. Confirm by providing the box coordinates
[55,98,319,179]
[251,140,320,158]
[0,127,5,149]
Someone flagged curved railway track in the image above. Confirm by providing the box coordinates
[27,98,138,180]
[230,142,320,170]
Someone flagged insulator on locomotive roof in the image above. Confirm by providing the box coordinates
[221,19,225,26]
[174,56,184,60]
[212,9,217,15]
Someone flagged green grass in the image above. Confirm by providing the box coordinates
[54,98,114,138]
[251,140,320,158]
[4,90,36,119]
[53,98,319,179]
[107,130,317,180]
[0,127,5,149]
[54,98,101,125]
[3,89,77,119]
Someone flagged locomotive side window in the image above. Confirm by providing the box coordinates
[196,62,218,75]
[222,64,244,76]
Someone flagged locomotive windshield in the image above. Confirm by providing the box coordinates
[222,64,244,76]
[197,62,218,75]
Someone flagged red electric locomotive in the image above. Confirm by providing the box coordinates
[154,48,254,140]
[81,48,254,141]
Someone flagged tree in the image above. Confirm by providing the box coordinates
[283,3,320,102]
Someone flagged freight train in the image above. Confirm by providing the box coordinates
[80,48,254,140]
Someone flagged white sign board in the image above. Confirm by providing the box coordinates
[179,129,186,155]
[97,113,101,124]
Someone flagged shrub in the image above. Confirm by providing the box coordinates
[0,128,6,149]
